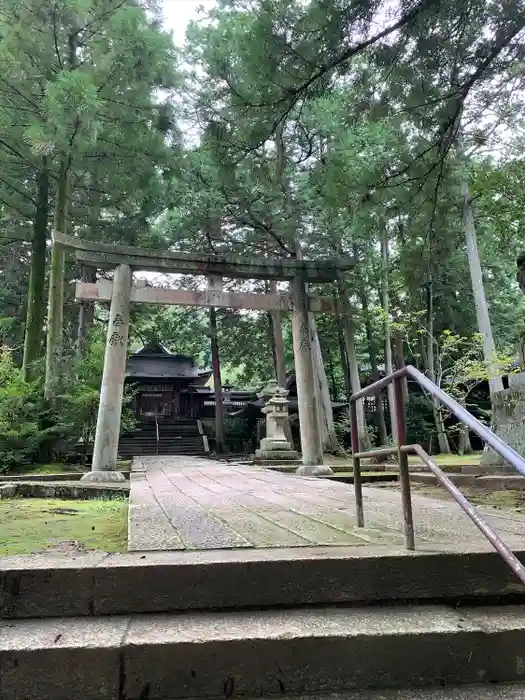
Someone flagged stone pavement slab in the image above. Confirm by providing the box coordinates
[128,456,525,552]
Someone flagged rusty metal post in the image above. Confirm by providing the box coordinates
[350,400,364,527]
[394,376,415,550]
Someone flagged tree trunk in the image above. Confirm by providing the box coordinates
[77,174,101,356]
[76,266,97,355]
[458,423,474,455]
[310,316,339,452]
[393,331,409,404]
[269,280,286,386]
[208,277,225,453]
[338,320,352,401]
[457,135,503,395]
[23,160,49,381]
[426,279,451,454]
[328,353,338,401]
[359,282,388,446]
[381,230,397,439]
[338,282,369,449]
[44,161,69,401]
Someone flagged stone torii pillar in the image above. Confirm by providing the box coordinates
[81,263,132,483]
[291,274,332,475]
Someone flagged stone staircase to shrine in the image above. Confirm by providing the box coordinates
[3,545,525,699]
[118,419,207,457]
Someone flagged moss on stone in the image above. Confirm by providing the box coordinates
[0,497,128,556]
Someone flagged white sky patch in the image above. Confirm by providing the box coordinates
[162,0,216,47]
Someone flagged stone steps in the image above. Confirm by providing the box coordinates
[279,687,525,699]
[119,436,206,456]
[119,420,206,456]
[119,419,205,456]
[2,546,525,619]
[3,604,525,699]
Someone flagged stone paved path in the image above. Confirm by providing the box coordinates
[128,456,525,552]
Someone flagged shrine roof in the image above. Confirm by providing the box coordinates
[131,342,195,363]
[126,344,210,382]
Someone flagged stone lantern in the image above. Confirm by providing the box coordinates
[255,386,298,462]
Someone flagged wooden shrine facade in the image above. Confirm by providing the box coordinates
[126,342,255,423]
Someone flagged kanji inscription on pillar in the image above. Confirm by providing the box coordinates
[109,331,125,347]
[299,322,311,351]
[113,312,125,327]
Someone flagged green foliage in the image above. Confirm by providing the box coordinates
[0,347,47,471]
[2,0,525,463]
[405,396,438,451]
[0,333,135,472]
[54,331,136,459]
[223,415,254,452]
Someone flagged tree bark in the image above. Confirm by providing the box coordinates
[426,279,451,454]
[381,230,397,439]
[328,353,338,401]
[44,161,69,401]
[338,319,352,401]
[77,174,101,356]
[359,284,388,446]
[269,280,286,386]
[457,135,503,395]
[76,266,97,355]
[393,331,409,404]
[23,159,49,380]
[208,277,225,453]
[338,281,369,449]
[458,420,474,455]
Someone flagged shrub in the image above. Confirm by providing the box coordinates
[0,347,47,472]
[405,395,435,450]
[0,333,136,472]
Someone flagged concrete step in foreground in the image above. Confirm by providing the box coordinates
[281,687,525,699]
[3,546,525,619]
[2,605,525,700]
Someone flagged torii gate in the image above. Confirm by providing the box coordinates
[52,232,354,481]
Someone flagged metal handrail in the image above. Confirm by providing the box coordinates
[349,365,525,585]
[155,416,160,455]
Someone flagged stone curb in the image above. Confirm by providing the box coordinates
[410,473,525,490]
[0,471,130,483]
[0,481,129,500]
[410,473,476,487]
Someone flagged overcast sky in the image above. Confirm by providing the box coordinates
[162,0,216,47]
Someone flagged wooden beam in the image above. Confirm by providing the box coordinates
[75,281,336,313]
[54,230,354,282]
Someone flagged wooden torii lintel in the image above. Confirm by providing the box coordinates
[76,280,337,314]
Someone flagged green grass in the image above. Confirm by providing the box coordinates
[0,498,128,557]
[8,462,86,475]
[6,459,133,476]
[408,452,482,466]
